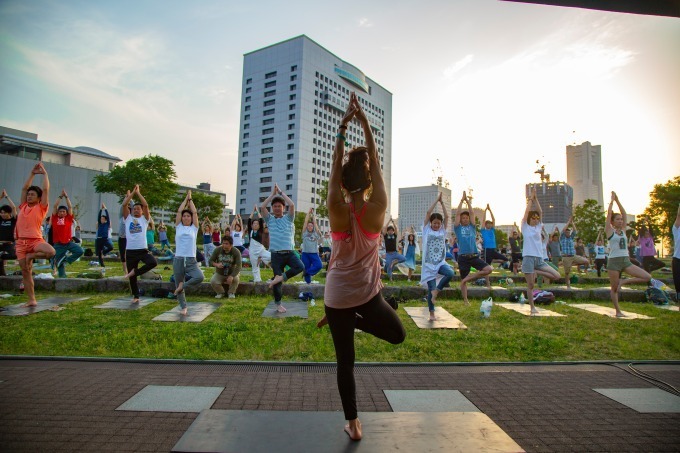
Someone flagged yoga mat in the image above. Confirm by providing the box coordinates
[0,296,89,316]
[153,302,221,322]
[261,301,308,319]
[495,303,566,317]
[93,297,158,310]
[569,303,653,319]
[404,306,467,329]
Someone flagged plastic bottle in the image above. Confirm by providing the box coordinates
[519,293,526,305]
[19,282,24,293]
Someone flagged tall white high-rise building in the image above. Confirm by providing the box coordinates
[235,35,393,229]
[566,141,604,208]
[398,185,452,236]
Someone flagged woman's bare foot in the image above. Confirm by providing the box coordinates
[180,308,188,316]
[429,311,437,321]
[530,307,539,315]
[430,289,439,303]
[131,298,140,304]
[316,315,328,328]
[174,282,184,295]
[268,274,284,288]
[276,304,287,313]
[344,418,362,441]
[21,301,38,307]
[616,311,627,318]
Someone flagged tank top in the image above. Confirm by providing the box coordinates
[325,204,382,309]
[608,230,628,259]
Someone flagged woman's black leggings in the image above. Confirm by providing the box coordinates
[642,256,665,274]
[126,249,157,298]
[324,292,406,420]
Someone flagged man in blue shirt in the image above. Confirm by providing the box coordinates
[560,216,588,289]
[262,184,304,313]
[480,204,509,289]
[454,192,492,305]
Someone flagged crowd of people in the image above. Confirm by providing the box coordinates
[1,92,678,442]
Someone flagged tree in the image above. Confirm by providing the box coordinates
[645,176,680,254]
[92,155,178,209]
[294,211,307,245]
[167,191,224,223]
[572,199,605,244]
[494,228,508,249]
[315,180,329,219]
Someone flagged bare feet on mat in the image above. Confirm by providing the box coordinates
[276,304,287,313]
[21,301,37,307]
[530,307,539,315]
[429,311,437,321]
[174,282,184,295]
[344,418,362,441]
[180,308,188,316]
[268,274,284,288]
[131,298,140,304]
[316,315,328,328]
[616,311,627,318]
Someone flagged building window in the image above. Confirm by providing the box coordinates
[243,132,249,139]
[288,133,294,140]
[290,74,297,81]
[264,99,275,107]
[240,189,246,195]
[287,164,293,170]
[265,80,276,88]
[244,105,250,111]
[265,71,277,79]
[245,96,251,102]
[289,104,296,110]
[287,144,294,150]
[290,84,296,91]
[261,167,272,173]
[240,198,246,205]
[262,138,273,144]
[286,174,293,180]
[261,157,273,164]
[259,186,270,193]
[242,151,248,157]
[241,170,247,176]
[242,160,248,167]
[241,179,247,186]
[291,65,297,71]
[287,153,294,160]
[264,90,276,98]
[244,123,250,129]
[289,114,295,120]
[263,118,274,125]
[263,128,274,135]
[286,184,292,191]
[263,109,275,116]
[288,124,295,130]
[246,87,251,93]
[244,114,250,120]
[260,177,272,183]
[243,142,249,148]
[289,94,296,101]
[261,147,273,154]
[246,78,252,84]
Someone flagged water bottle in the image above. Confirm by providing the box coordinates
[310,299,316,307]
[519,293,526,305]
[19,282,24,293]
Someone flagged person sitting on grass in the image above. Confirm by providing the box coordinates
[454,191,492,305]
[122,185,157,303]
[605,191,652,318]
[317,92,406,441]
[261,184,304,313]
[173,190,204,315]
[209,235,241,299]
[17,163,56,307]
[50,189,83,278]
[420,192,454,321]
[0,189,18,277]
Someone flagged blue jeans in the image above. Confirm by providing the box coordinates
[384,251,406,278]
[270,251,304,303]
[426,263,455,312]
[301,252,322,283]
[54,241,84,278]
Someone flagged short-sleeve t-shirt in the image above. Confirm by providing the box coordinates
[125,215,149,250]
[480,227,496,249]
[454,224,477,255]
[521,222,544,258]
[16,202,48,240]
[51,214,74,244]
[420,224,448,284]
[0,216,17,242]
[302,230,320,253]
[264,212,295,252]
[175,224,198,258]
[232,230,244,247]
[383,233,398,253]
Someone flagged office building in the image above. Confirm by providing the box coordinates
[398,185,452,235]
[525,181,573,224]
[566,141,604,208]
[235,35,393,228]
[151,182,229,226]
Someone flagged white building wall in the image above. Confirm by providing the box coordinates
[398,185,452,235]
[566,141,604,208]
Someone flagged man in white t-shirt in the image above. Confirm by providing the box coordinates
[122,185,157,303]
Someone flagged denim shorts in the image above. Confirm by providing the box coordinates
[522,256,549,274]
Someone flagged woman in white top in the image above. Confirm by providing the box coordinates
[173,190,204,315]
[246,205,271,283]
[521,186,560,314]
[420,192,454,321]
[605,192,651,317]
[231,214,245,253]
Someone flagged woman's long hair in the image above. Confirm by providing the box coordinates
[341,147,371,195]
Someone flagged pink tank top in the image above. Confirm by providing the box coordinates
[325,204,382,309]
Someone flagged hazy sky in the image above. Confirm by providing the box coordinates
[1,0,678,224]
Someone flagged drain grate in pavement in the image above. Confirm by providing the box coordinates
[384,390,480,412]
[593,388,680,413]
[116,385,224,412]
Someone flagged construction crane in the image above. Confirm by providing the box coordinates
[459,166,473,204]
[535,159,551,182]
[432,159,450,188]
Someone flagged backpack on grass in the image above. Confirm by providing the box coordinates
[644,287,671,305]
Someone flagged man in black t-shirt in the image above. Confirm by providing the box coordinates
[0,190,18,276]
[383,217,406,281]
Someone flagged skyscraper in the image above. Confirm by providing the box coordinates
[235,36,393,229]
[525,182,573,224]
[398,185,452,235]
[566,141,604,208]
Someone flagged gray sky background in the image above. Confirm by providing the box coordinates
[1,0,678,223]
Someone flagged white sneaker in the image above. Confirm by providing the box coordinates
[215,293,224,299]
[228,294,235,299]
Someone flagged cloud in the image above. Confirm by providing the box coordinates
[443,54,474,79]
[358,17,373,28]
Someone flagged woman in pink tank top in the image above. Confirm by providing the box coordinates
[319,93,405,441]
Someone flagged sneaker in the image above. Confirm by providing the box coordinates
[215,293,224,299]
[228,294,235,299]
[651,279,664,289]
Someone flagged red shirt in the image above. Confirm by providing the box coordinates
[51,214,74,244]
